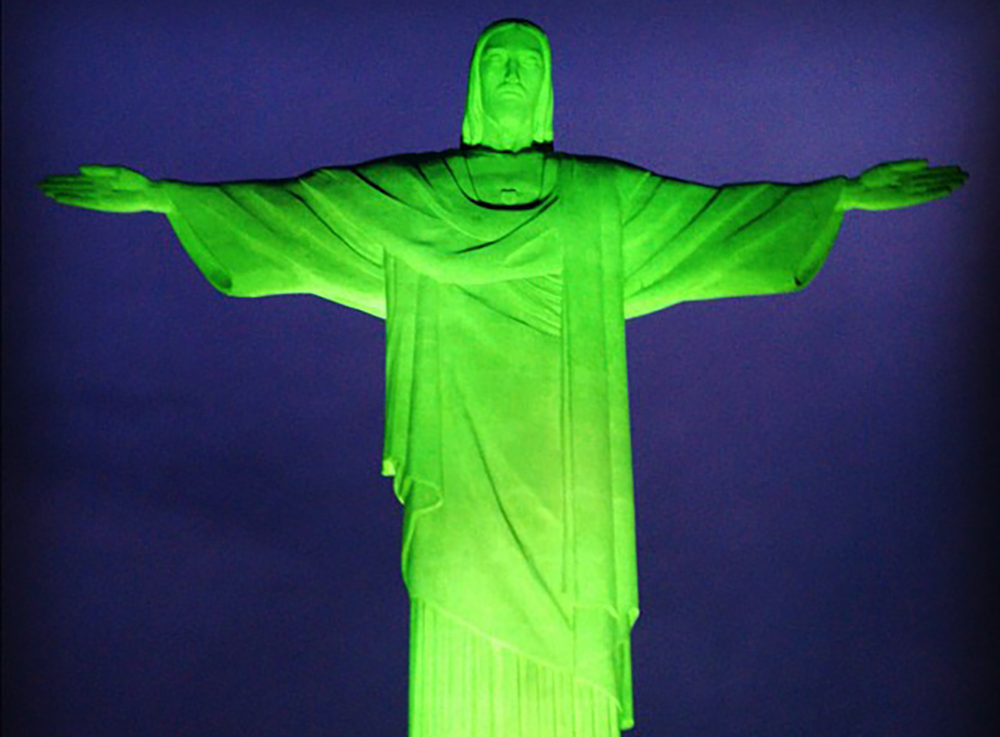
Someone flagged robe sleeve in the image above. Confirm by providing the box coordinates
[620,168,846,318]
[163,170,386,318]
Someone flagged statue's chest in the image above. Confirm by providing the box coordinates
[465,158,551,206]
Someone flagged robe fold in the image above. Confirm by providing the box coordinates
[163,150,845,734]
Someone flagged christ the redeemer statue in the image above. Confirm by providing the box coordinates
[40,18,967,737]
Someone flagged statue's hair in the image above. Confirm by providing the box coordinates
[461,19,554,148]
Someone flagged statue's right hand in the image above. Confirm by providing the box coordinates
[38,165,171,213]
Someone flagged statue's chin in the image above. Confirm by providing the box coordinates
[484,98,532,121]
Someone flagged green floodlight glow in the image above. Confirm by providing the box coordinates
[38,18,967,737]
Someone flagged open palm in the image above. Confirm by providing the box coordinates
[845,159,968,211]
[38,165,167,213]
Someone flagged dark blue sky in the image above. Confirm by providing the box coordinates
[4,1,998,736]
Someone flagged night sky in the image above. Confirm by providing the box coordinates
[3,1,999,736]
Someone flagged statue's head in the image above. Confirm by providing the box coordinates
[461,19,554,149]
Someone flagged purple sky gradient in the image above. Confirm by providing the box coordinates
[3,1,998,736]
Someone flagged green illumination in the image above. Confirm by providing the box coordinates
[38,18,967,737]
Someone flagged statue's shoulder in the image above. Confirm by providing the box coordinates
[305,150,452,176]
[360,150,454,168]
[553,152,661,193]
[556,152,643,171]
[562,153,714,197]
[299,151,460,192]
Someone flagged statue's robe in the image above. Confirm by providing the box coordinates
[164,150,845,737]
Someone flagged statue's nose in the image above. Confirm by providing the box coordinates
[504,60,520,79]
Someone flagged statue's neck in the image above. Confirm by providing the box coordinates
[480,116,535,153]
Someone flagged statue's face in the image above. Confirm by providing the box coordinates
[478,26,545,128]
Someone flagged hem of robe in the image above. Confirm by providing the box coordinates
[164,189,238,296]
[409,598,628,737]
[386,463,638,730]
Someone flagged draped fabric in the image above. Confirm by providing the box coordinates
[409,599,620,737]
[163,150,845,733]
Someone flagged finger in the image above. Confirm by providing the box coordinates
[38,175,93,188]
[908,165,964,178]
[913,176,967,190]
[916,165,966,178]
[906,173,965,184]
[39,184,100,198]
[41,186,98,199]
[880,190,954,211]
[889,159,929,171]
[911,185,959,200]
[926,164,969,177]
[39,174,81,185]
[79,164,121,178]
[40,179,99,191]
[905,172,968,188]
[44,192,131,212]
[42,191,104,208]
[902,167,966,181]
[902,182,958,197]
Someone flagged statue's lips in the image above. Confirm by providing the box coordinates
[496,85,526,98]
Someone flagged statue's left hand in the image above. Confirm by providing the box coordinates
[839,159,968,211]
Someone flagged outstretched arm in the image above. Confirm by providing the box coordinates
[38,165,174,214]
[38,163,386,317]
[837,159,968,211]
